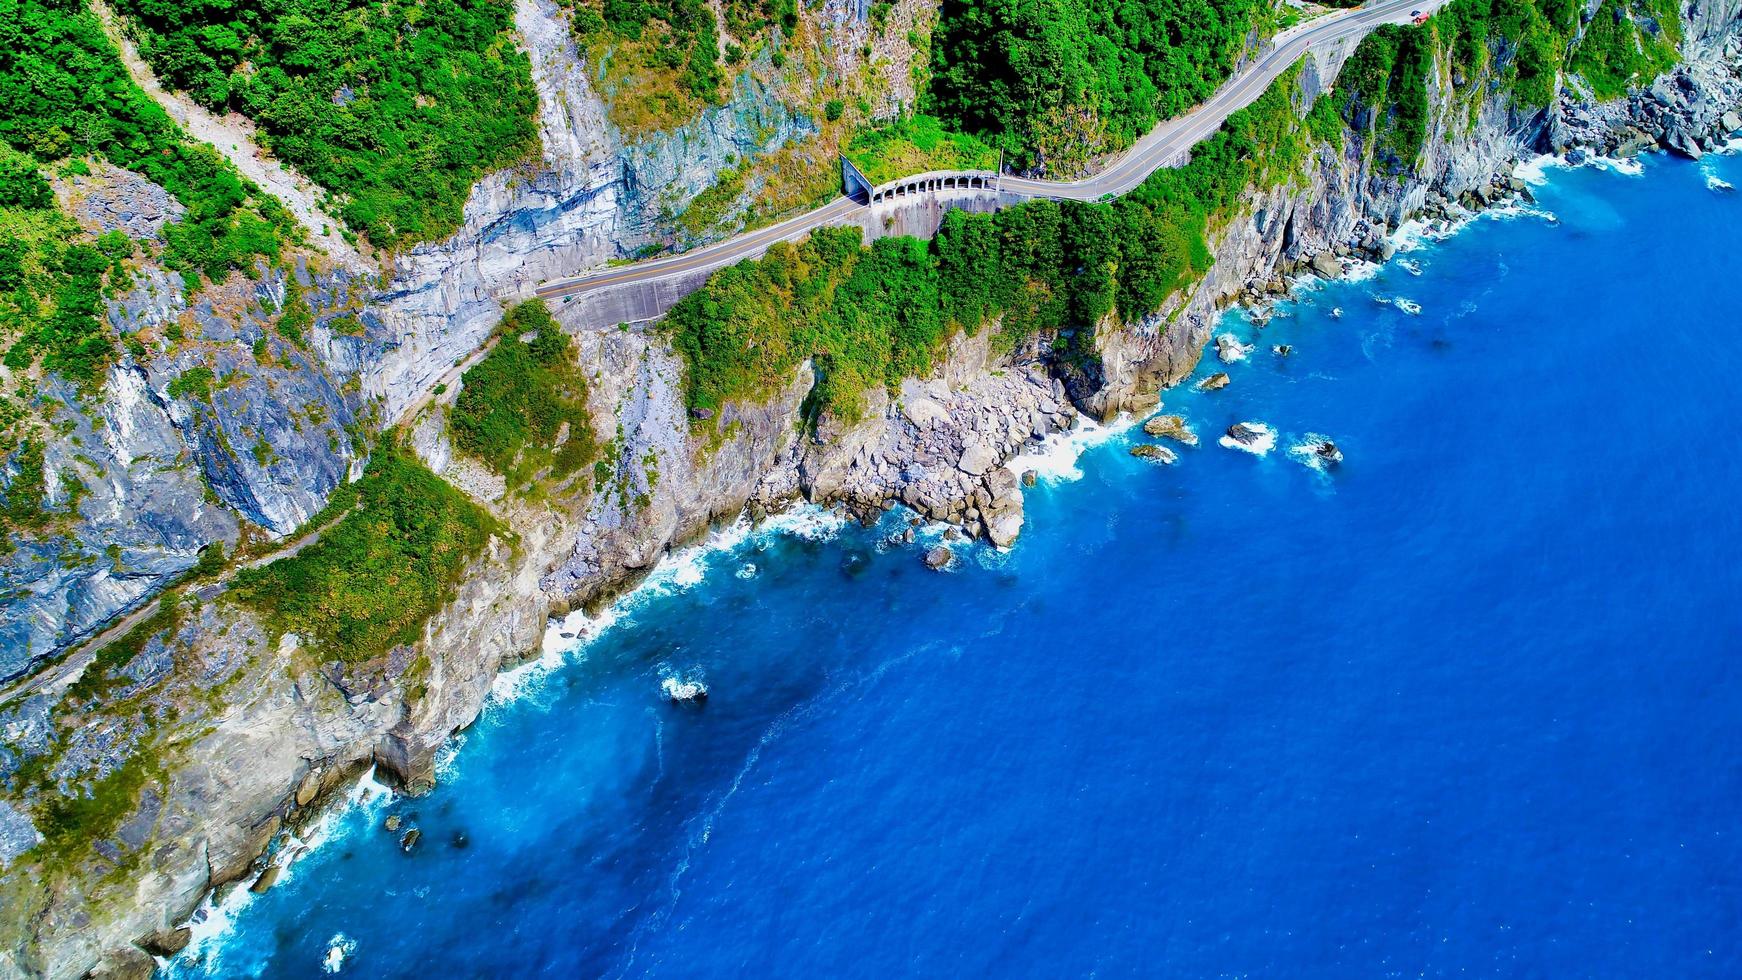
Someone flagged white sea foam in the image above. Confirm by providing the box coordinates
[659,674,708,702]
[1514,153,1559,186]
[1702,164,1734,193]
[322,933,356,973]
[171,769,394,974]
[1397,258,1423,276]
[1003,414,1135,483]
[1218,422,1276,457]
[735,562,758,579]
[1288,434,1343,472]
[1393,297,1422,315]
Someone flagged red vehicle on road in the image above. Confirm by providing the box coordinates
[1411,9,1430,23]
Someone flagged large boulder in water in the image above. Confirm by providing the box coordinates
[1130,444,1178,464]
[1142,415,1197,445]
[1196,373,1231,392]
[923,545,952,570]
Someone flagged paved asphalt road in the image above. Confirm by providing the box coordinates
[534,0,1441,302]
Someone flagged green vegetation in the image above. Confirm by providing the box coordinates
[928,0,1270,172]
[1337,25,1435,169]
[1568,0,1680,99]
[230,438,496,663]
[1,438,50,546]
[112,0,541,248]
[568,0,792,134]
[845,114,1000,186]
[669,68,1326,422]
[450,300,600,490]
[1435,0,1580,106]
[0,0,294,407]
[165,365,214,402]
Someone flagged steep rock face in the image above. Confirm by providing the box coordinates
[7,2,1742,976]
[0,0,823,679]
[369,0,818,425]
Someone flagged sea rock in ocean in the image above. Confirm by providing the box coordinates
[1142,415,1198,445]
[1214,333,1255,363]
[923,545,952,570]
[1129,444,1178,464]
[1225,423,1267,447]
[1219,422,1277,456]
[400,828,422,853]
[1197,373,1231,392]
[1021,469,1037,488]
[661,676,708,702]
[384,814,402,833]
[1272,344,1293,357]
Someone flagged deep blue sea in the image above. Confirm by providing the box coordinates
[173,152,1742,978]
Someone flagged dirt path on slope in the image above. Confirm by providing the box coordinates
[90,0,370,271]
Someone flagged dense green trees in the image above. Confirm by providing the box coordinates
[668,70,1322,422]
[230,438,497,664]
[112,0,541,247]
[0,0,293,398]
[451,300,599,491]
[1337,25,1434,168]
[927,0,1269,172]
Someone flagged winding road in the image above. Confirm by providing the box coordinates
[2,0,1436,705]
[534,0,1440,302]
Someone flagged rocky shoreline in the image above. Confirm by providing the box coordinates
[5,0,1742,974]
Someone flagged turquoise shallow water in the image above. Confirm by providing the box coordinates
[174,152,1742,978]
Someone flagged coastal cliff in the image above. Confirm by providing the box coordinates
[3,0,1741,975]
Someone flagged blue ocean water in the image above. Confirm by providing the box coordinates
[174,153,1742,978]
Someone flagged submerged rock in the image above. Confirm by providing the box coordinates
[1142,415,1198,446]
[661,676,708,703]
[1129,444,1179,464]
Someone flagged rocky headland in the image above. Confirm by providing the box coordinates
[3,0,1742,975]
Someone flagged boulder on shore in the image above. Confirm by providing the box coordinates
[1214,333,1254,363]
[86,947,157,980]
[1142,415,1198,445]
[249,865,281,894]
[138,927,193,957]
[1311,251,1341,278]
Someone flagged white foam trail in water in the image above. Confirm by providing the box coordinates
[1004,414,1135,483]
[1393,297,1422,315]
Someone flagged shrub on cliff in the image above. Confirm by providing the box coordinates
[230,439,498,664]
[451,300,600,491]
